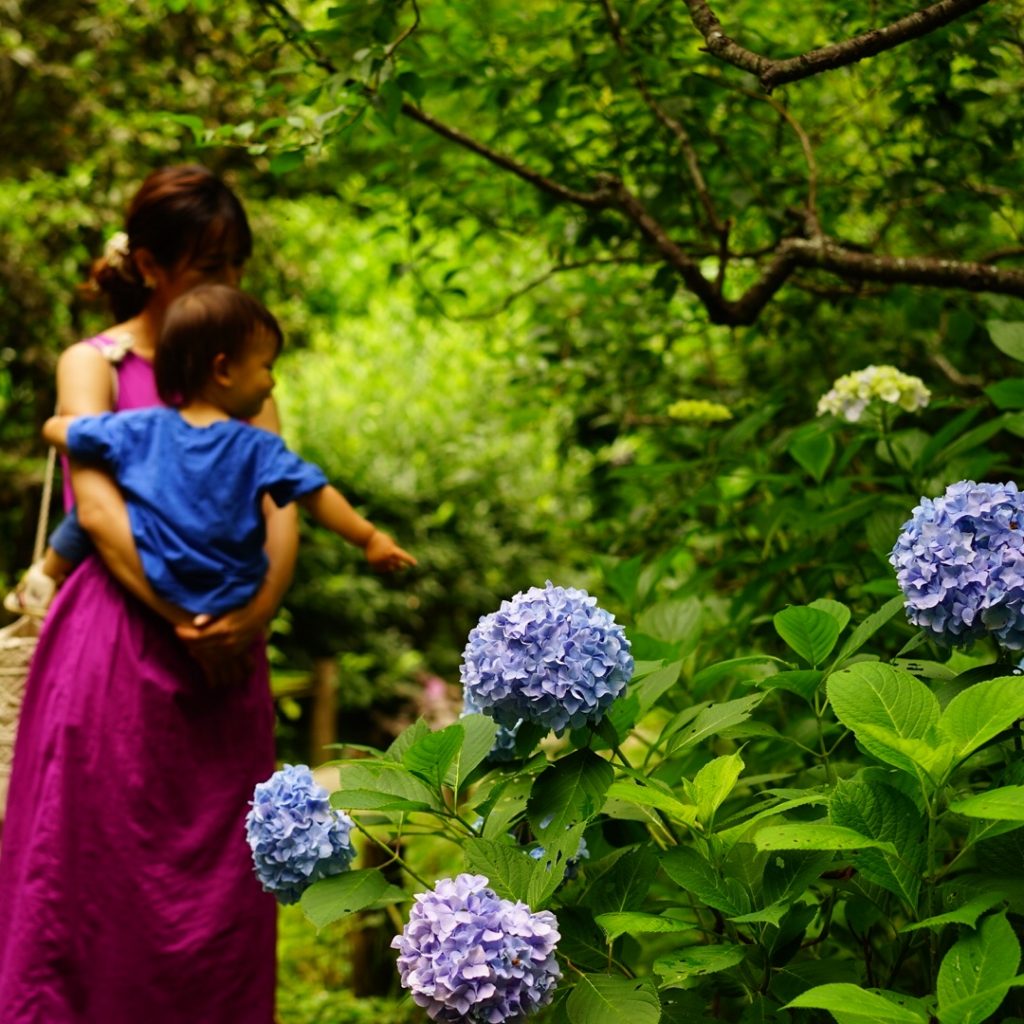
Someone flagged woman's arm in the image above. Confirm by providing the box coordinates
[174,396,300,657]
[57,345,191,625]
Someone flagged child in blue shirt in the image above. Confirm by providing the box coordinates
[34,284,415,618]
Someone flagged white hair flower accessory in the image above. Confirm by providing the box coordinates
[102,231,132,276]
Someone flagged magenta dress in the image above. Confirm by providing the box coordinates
[0,338,277,1022]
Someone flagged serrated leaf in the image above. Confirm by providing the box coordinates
[809,599,851,633]
[301,869,406,929]
[604,775,698,823]
[691,655,789,698]
[774,606,841,666]
[661,847,749,916]
[583,843,659,914]
[528,822,587,907]
[653,944,746,987]
[566,974,661,1024]
[757,669,822,702]
[444,714,499,793]
[329,788,432,812]
[636,597,703,652]
[690,753,745,827]
[831,596,905,668]
[596,912,694,942]
[938,678,1024,762]
[666,694,763,753]
[403,722,464,791]
[334,761,442,810]
[386,718,431,761]
[857,724,955,785]
[901,893,1004,932]
[761,849,836,907]
[528,749,614,842]
[951,786,1024,821]
[754,822,897,855]
[463,838,536,903]
[937,911,1022,1024]
[786,983,929,1023]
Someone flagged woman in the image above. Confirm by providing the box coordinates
[0,166,293,1022]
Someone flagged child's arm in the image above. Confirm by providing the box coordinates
[42,414,76,452]
[299,486,417,571]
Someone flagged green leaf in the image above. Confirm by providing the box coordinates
[809,598,852,633]
[988,321,1024,362]
[938,678,1024,762]
[666,694,763,753]
[689,753,745,827]
[444,714,499,793]
[583,844,659,914]
[403,722,464,791]
[856,725,955,785]
[631,660,683,715]
[334,761,442,810]
[774,606,841,666]
[653,944,746,987]
[635,597,703,652]
[329,788,433,812]
[528,749,614,842]
[661,847,749,916]
[386,718,431,761]
[605,774,697,823]
[831,596,905,668]
[985,378,1024,410]
[761,849,836,907]
[828,662,941,775]
[951,786,1024,821]
[463,838,536,903]
[786,983,929,1023]
[395,69,425,102]
[269,150,305,175]
[937,912,1022,1024]
[754,822,897,855]
[757,669,822,702]
[528,822,587,908]
[789,429,835,482]
[301,869,406,929]
[691,655,789,698]
[596,912,694,942]
[566,974,661,1024]
[901,893,1004,932]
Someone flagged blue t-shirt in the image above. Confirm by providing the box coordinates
[67,409,328,615]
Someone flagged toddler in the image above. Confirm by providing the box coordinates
[17,284,414,619]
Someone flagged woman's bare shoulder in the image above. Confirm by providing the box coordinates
[57,339,117,414]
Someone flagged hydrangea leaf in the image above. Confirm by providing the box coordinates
[901,892,1004,933]
[830,596,905,669]
[528,749,614,843]
[988,320,1024,362]
[463,838,536,903]
[984,378,1024,410]
[402,722,465,792]
[653,944,746,988]
[301,868,406,929]
[856,724,955,786]
[827,662,941,775]
[334,761,443,811]
[785,983,929,1023]
[635,596,703,652]
[665,693,763,753]
[528,822,587,907]
[385,718,431,761]
[756,669,822,702]
[691,655,789,698]
[595,911,693,943]
[329,788,433,812]
[566,974,661,1024]
[937,678,1024,763]
[444,714,499,793]
[604,772,698,824]
[937,911,1022,1024]
[660,846,750,917]
[829,778,925,906]
[951,786,1024,821]
[809,598,852,633]
[773,606,841,667]
[687,752,745,827]
[761,849,837,908]
[582,843,659,915]
[788,429,835,483]
[754,822,898,856]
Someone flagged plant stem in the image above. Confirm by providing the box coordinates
[350,818,433,890]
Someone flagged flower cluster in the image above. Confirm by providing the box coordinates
[817,365,930,423]
[244,764,355,905]
[460,582,633,735]
[462,687,520,762]
[392,873,561,1023]
[667,399,733,424]
[890,480,1024,650]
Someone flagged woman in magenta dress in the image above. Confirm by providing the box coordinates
[0,166,294,1022]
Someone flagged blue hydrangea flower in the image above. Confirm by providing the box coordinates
[461,687,521,762]
[245,764,355,905]
[889,481,1024,649]
[460,582,633,734]
[391,873,561,1023]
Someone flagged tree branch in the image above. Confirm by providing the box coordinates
[682,0,991,91]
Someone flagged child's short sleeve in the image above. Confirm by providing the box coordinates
[66,413,125,469]
[256,434,330,507]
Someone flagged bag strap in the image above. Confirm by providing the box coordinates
[32,446,57,564]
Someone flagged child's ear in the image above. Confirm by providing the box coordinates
[211,352,233,387]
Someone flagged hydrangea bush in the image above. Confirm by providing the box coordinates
[391,873,561,1024]
[460,581,633,734]
[817,364,930,422]
[890,480,1024,649]
[245,764,356,904]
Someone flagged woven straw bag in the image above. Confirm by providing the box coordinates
[0,446,56,821]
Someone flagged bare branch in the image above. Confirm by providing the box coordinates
[683,0,991,91]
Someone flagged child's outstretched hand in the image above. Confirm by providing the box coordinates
[365,529,418,573]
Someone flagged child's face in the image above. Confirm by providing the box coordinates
[223,328,278,419]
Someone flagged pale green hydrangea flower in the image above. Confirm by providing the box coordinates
[667,399,733,423]
[816,365,930,423]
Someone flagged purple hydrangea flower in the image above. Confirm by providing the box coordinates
[889,481,1024,649]
[391,873,561,1023]
[461,687,521,762]
[245,764,355,905]
[460,582,633,734]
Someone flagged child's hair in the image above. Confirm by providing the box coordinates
[84,165,253,322]
[155,284,283,406]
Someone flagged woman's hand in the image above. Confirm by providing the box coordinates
[174,597,270,661]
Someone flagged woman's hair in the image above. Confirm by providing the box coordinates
[155,285,283,406]
[85,165,253,321]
